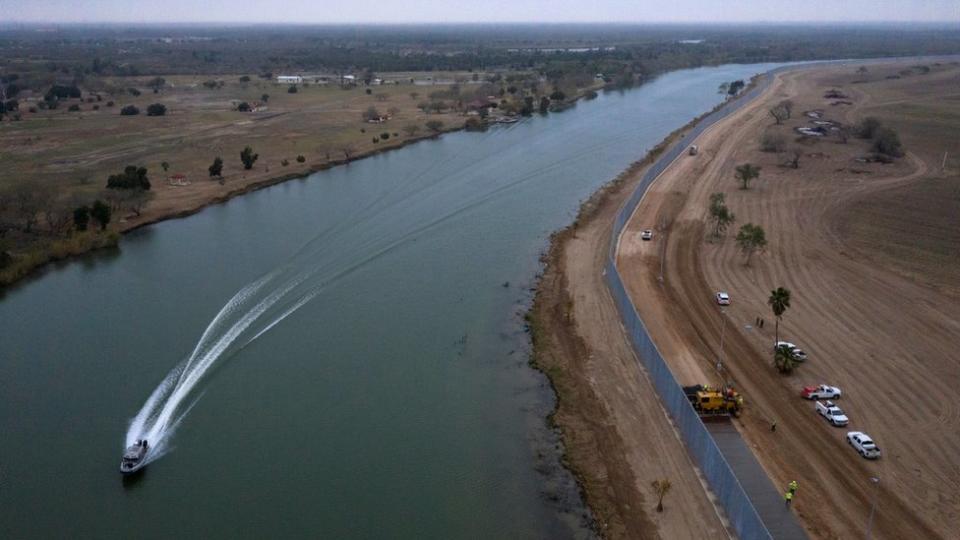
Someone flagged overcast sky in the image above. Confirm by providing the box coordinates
[6,0,959,24]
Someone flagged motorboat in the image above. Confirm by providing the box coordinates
[120,439,149,474]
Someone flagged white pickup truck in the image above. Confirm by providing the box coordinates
[815,400,849,427]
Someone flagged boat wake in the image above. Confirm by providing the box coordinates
[124,117,628,463]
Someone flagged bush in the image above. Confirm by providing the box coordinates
[372,137,379,143]
[281,159,290,167]
[380,132,390,140]
[296,155,305,163]
[146,103,166,116]
[871,127,903,157]
[46,84,81,99]
[856,117,882,139]
[106,101,114,107]
[237,101,251,112]
[68,104,81,112]
[287,85,298,94]
[106,165,151,190]
[760,132,786,153]
[127,87,141,96]
[425,120,444,132]
[464,117,486,131]
[92,105,100,111]
[120,105,140,116]
[239,75,251,83]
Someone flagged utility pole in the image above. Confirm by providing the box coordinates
[866,476,880,539]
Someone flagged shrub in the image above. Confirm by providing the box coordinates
[106,165,151,190]
[871,128,903,157]
[68,104,81,112]
[287,85,298,94]
[146,103,166,116]
[856,117,882,139]
[237,101,251,112]
[240,146,258,170]
[372,137,379,143]
[380,132,390,140]
[425,120,444,132]
[281,159,290,167]
[106,101,114,107]
[92,105,100,111]
[120,105,140,116]
[127,87,141,96]
[296,155,305,163]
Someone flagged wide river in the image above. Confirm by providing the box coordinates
[1,63,784,539]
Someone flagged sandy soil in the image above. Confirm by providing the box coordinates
[531,139,733,537]
[618,62,960,538]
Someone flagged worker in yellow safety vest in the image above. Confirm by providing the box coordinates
[785,491,793,507]
[789,480,799,494]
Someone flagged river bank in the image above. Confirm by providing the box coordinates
[526,77,774,538]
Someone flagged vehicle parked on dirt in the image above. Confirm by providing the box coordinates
[815,400,849,426]
[641,230,654,241]
[847,431,881,459]
[716,292,730,305]
[801,384,842,400]
[683,384,743,417]
[775,341,807,361]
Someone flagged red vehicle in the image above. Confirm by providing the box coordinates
[801,384,841,400]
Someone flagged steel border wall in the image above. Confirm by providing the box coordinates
[602,65,795,540]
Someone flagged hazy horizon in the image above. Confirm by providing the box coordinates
[6,0,958,25]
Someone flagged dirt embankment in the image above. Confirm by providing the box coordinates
[618,62,959,538]
[529,118,738,538]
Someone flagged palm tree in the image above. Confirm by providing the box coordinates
[774,344,800,374]
[651,479,672,512]
[768,287,791,344]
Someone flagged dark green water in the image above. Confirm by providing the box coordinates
[0,63,784,539]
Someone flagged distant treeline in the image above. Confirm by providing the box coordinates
[1,23,959,84]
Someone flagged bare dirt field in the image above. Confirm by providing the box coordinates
[618,61,960,538]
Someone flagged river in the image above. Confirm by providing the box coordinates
[0,62,785,539]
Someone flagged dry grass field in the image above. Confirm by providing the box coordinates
[617,61,959,538]
[0,74,471,223]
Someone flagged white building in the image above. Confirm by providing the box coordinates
[277,75,303,84]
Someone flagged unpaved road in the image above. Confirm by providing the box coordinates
[618,63,960,538]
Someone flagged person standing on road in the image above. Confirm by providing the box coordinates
[784,491,793,507]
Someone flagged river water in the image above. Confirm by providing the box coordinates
[0,63,784,539]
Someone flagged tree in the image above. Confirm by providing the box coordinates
[760,132,786,153]
[768,287,791,344]
[871,127,903,157]
[240,146,258,170]
[727,80,745,95]
[774,344,801,374]
[539,96,550,114]
[73,206,90,231]
[425,120,444,132]
[261,93,270,103]
[106,166,150,190]
[147,77,166,92]
[237,102,251,112]
[208,156,224,177]
[121,189,152,217]
[735,223,767,265]
[708,193,736,238]
[857,66,869,75]
[120,105,140,116]
[339,144,355,160]
[161,161,170,173]
[779,99,794,119]
[651,479,672,512]
[146,103,166,116]
[856,117,882,139]
[734,163,761,190]
[90,199,111,231]
[296,155,306,163]
[403,124,420,136]
[287,85,298,94]
[769,104,789,125]
[409,92,420,101]
[239,75,251,83]
[550,89,566,101]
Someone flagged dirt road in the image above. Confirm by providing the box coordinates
[618,63,959,538]
[531,142,732,537]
